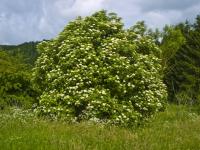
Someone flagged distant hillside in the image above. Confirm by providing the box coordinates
[0,41,39,66]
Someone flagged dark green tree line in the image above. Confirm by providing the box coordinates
[162,15,200,105]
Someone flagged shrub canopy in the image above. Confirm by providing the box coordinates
[33,11,167,126]
[0,50,38,109]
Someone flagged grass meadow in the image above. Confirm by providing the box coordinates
[0,104,200,150]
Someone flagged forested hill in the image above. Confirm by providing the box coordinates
[0,41,39,65]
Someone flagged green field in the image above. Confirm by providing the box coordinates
[0,104,200,150]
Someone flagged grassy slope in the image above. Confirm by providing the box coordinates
[0,105,200,150]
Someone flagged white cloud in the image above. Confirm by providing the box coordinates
[0,0,200,44]
[141,10,183,29]
[69,0,106,15]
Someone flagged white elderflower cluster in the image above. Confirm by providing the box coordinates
[33,10,167,126]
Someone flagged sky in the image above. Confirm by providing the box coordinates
[0,0,200,45]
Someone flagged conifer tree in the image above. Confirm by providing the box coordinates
[164,16,200,104]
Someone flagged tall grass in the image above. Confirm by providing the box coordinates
[0,105,200,150]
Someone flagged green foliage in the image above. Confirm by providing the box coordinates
[163,16,200,104]
[0,41,39,66]
[0,72,38,109]
[0,50,38,109]
[0,50,25,73]
[160,25,186,70]
[33,10,167,126]
[128,21,162,57]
